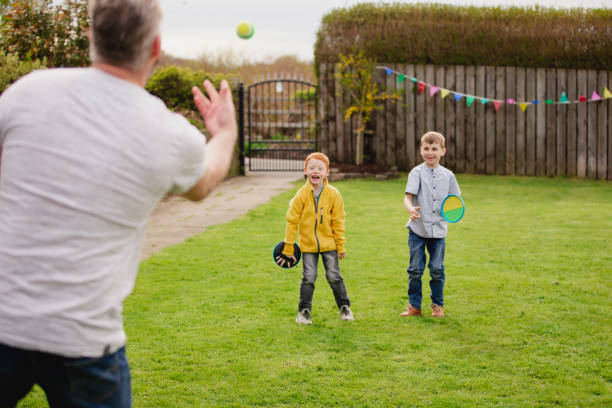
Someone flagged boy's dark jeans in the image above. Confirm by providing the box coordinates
[299,251,350,312]
[407,228,446,309]
[0,343,131,408]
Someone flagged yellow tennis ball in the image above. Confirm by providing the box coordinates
[236,21,255,39]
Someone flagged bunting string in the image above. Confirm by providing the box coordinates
[378,66,612,113]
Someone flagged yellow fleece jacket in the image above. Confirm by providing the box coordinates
[282,179,346,256]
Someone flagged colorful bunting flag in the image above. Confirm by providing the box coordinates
[375,66,612,113]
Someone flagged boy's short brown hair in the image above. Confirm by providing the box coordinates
[421,131,446,148]
[304,152,330,170]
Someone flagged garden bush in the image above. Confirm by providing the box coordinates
[0,51,46,94]
[0,0,89,68]
[146,65,238,114]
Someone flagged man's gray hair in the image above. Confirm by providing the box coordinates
[88,0,163,72]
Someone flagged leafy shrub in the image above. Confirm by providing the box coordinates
[315,3,612,70]
[146,65,240,139]
[292,89,316,102]
[0,0,89,68]
[146,65,237,112]
[0,51,46,94]
[244,141,269,156]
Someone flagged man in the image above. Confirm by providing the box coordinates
[0,0,237,406]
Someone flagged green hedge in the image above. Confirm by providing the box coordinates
[146,65,238,112]
[315,3,612,70]
[146,65,240,132]
[0,51,46,94]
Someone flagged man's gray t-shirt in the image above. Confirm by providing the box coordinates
[405,163,461,238]
[0,68,206,357]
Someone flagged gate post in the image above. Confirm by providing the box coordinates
[238,82,245,175]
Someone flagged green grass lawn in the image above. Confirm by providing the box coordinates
[20,175,612,407]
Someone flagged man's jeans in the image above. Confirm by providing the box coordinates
[299,251,350,311]
[0,343,131,408]
[407,228,446,309]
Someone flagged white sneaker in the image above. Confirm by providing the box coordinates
[340,305,354,321]
[296,309,312,325]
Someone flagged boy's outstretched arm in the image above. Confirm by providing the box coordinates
[404,193,421,221]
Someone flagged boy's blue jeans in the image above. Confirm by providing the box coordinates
[299,250,350,312]
[0,342,131,408]
[407,228,446,309]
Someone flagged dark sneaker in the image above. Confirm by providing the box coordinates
[400,306,422,317]
[296,309,312,325]
[340,305,354,321]
[431,304,445,318]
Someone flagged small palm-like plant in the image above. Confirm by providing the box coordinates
[335,51,396,165]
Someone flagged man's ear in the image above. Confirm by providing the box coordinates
[151,35,161,59]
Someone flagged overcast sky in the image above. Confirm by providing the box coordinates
[158,0,612,62]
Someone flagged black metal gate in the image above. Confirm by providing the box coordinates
[240,77,317,171]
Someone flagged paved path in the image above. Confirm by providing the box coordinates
[141,171,302,260]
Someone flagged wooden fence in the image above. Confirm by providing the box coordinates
[318,63,612,180]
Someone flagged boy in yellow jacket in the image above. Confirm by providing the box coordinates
[279,152,354,325]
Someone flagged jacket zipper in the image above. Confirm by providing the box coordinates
[313,191,320,252]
